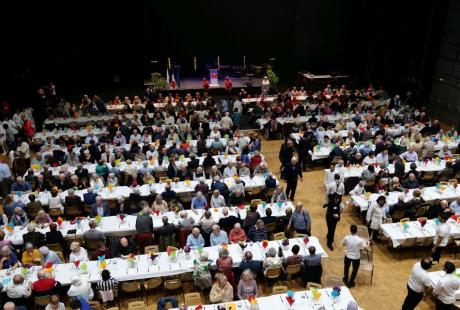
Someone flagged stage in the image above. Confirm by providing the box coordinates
[144,77,262,91]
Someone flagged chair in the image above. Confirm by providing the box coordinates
[160,177,169,183]
[331,156,343,165]
[272,285,288,294]
[83,204,93,215]
[273,232,285,240]
[88,301,102,310]
[127,301,146,310]
[356,225,370,246]
[396,237,417,259]
[46,243,63,253]
[250,199,262,206]
[306,282,323,290]
[120,281,142,305]
[85,239,104,251]
[55,251,65,263]
[325,275,344,287]
[28,204,43,218]
[294,233,308,238]
[399,217,410,223]
[48,208,63,218]
[64,205,81,219]
[285,263,302,280]
[420,171,435,183]
[105,308,120,310]
[144,245,160,254]
[265,222,277,235]
[143,278,163,305]
[163,278,182,294]
[391,210,406,222]
[360,249,374,284]
[184,292,203,306]
[34,295,51,308]
[414,206,429,218]
[265,266,282,285]
[107,200,118,213]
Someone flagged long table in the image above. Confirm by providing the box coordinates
[0,237,327,285]
[381,219,460,248]
[351,185,460,212]
[4,202,293,246]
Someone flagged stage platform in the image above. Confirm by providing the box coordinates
[144,77,262,91]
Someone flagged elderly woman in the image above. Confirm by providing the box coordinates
[238,163,250,177]
[39,246,62,265]
[210,273,234,303]
[288,202,312,236]
[22,243,42,266]
[209,165,223,179]
[248,219,267,242]
[193,167,206,180]
[106,173,119,186]
[69,242,89,263]
[11,207,29,227]
[389,177,404,192]
[69,174,85,190]
[89,173,104,189]
[142,171,155,185]
[34,210,52,226]
[179,211,195,229]
[1,245,19,269]
[67,276,94,301]
[237,269,259,300]
[229,223,247,244]
[48,190,64,213]
[271,184,288,204]
[216,248,235,288]
[263,247,283,274]
[200,210,215,235]
[152,194,168,212]
[193,252,213,290]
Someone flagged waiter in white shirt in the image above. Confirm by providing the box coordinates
[401,257,432,310]
[433,261,460,309]
[431,213,451,263]
[342,224,366,288]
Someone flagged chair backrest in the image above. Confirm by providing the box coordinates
[265,267,282,279]
[265,222,276,234]
[48,208,63,217]
[273,232,285,240]
[65,205,80,217]
[306,282,323,290]
[28,205,43,218]
[356,225,370,243]
[184,292,202,306]
[34,295,51,307]
[251,199,262,206]
[55,251,65,263]
[144,277,162,290]
[294,233,308,238]
[88,301,102,310]
[167,246,178,253]
[144,245,160,254]
[164,278,182,290]
[285,263,301,275]
[392,210,406,221]
[325,275,344,287]
[105,308,120,310]
[121,281,140,293]
[414,206,428,218]
[46,243,63,253]
[128,301,146,310]
[160,177,169,183]
[399,217,410,223]
[272,285,288,294]
[85,239,104,251]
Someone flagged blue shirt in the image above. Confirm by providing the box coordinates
[2,252,18,269]
[291,210,311,231]
[0,163,11,181]
[186,234,205,248]
[191,196,207,209]
[11,181,31,192]
[210,231,229,246]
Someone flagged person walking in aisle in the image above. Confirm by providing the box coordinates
[324,194,343,251]
[282,157,303,201]
[342,224,366,288]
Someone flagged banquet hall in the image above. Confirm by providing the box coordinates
[1,1,460,310]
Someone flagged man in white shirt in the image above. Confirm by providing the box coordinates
[220,112,233,130]
[210,190,226,208]
[129,129,143,144]
[433,261,460,309]
[223,161,237,178]
[233,98,242,113]
[342,224,366,288]
[402,257,433,310]
[431,214,451,262]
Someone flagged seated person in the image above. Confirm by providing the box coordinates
[229,223,247,243]
[1,245,19,269]
[302,246,323,285]
[45,223,66,253]
[6,274,32,307]
[248,219,267,242]
[210,273,234,304]
[33,270,61,296]
[261,208,277,225]
[228,189,245,206]
[115,237,137,258]
[179,211,195,229]
[191,191,207,211]
[285,244,302,266]
[239,251,262,277]
[262,247,283,274]
[271,185,288,204]
[39,246,62,265]
[90,244,112,261]
[429,199,452,219]
[237,269,259,300]
[69,242,89,263]
[389,194,408,220]
[67,276,94,301]
[186,227,205,249]
[210,225,229,246]
[22,243,42,266]
[22,224,45,248]
[403,173,419,189]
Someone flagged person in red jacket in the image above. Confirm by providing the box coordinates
[22,115,35,139]
[202,78,210,91]
[224,76,232,94]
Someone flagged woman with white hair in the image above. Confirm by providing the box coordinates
[89,173,104,189]
[263,247,283,274]
[193,252,213,290]
[67,276,94,301]
[179,211,195,229]
[68,242,89,263]
[106,173,119,186]
[210,273,234,303]
[237,269,259,300]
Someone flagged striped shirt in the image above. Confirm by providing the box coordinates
[96,278,118,297]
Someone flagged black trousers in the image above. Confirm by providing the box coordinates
[432,246,444,262]
[326,217,338,246]
[435,298,453,310]
[402,285,423,310]
[285,179,298,200]
[344,256,360,284]
[299,152,309,171]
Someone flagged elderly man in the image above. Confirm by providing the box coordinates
[228,189,245,206]
[34,174,51,192]
[83,220,106,244]
[115,237,137,258]
[90,196,110,217]
[6,274,32,307]
[449,198,460,216]
[10,207,28,227]
[135,207,154,252]
[113,131,127,145]
[211,175,229,197]
[230,178,245,195]
[403,173,419,189]
[186,227,205,249]
[179,211,195,229]
[248,219,267,242]
[211,190,226,208]
[32,269,61,296]
[11,177,31,194]
[195,177,209,195]
[400,146,419,162]
[191,191,207,211]
[0,246,19,269]
[54,173,70,191]
[282,157,303,201]
[39,246,62,265]
[139,161,153,176]
[22,225,45,248]
[83,187,98,205]
[210,225,229,246]
[223,161,237,178]
[211,137,224,152]
[220,112,233,130]
[65,188,83,208]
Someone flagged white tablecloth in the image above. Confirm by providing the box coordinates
[4,202,293,246]
[0,237,327,285]
[429,269,460,300]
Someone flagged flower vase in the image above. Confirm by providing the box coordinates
[169,256,177,263]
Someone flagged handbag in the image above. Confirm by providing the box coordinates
[99,289,114,302]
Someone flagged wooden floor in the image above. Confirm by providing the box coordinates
[118,139,444,309]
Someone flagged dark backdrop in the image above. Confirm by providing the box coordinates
[0,0,448,105]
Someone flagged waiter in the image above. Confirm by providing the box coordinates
[401,257,432,310]
[281,157,303,201]
[324,194,342,251]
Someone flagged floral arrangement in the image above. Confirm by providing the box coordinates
[80,262,88,273]
[98,255,107,269]
[73,260,80,268]
[238,241,247,251]
[118,214,126,222]
[285,290,295,306]
[418,218,427,227]
[401,220,410,232]
[107,183,114,192]
[331,286,341,299]
[311,287,321,300]
[5,223,14,233]
[20,267,30,277]
[248,296,258,305]
[261,240,269,249]
[94,215,102,225]
[44,262,54,273]
[303,236,310,245]
[282,239,290,247]
[56,217,63,226]
[184,179,191,187]
[127,253,137,267]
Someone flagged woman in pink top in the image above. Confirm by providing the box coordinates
[229,223,247,243]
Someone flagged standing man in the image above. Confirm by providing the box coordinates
[279,139,296,171]
[0,159,12,198]
[431,213,450,263]
[342,224,366,288]
[325,194,342,251]
[401,257,432,310]
[282,157,302,201]
[433,261,460,309]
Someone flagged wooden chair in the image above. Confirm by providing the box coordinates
[120,281,142,305]
[250,199,262,206]
[285,263,302,280]
[273,232,285,241]
[306,282,323,290]
[48,208,63,218]
[143,277,162,305]
[184,292,203,306]
[46,243,63,253]
[265,266,282,286]
[127,301,146,310]
[265,222,277,236]
[325,275,344,287]
[64,205,81,219]
[85,239,104,251]
[360,249,374,284]
[420,171,435,183]
[88,301,102,310]
[107,200,118,214]
[391,210,406,222]
[28,204,43,218]
[163,278,182,294]
[356,225,370,245]
[83,204,93,215]
[272,285,288,294]
[34,295,51,308]
[144,245,160,254]
[105,308,120,310]
[414,205,429,218]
